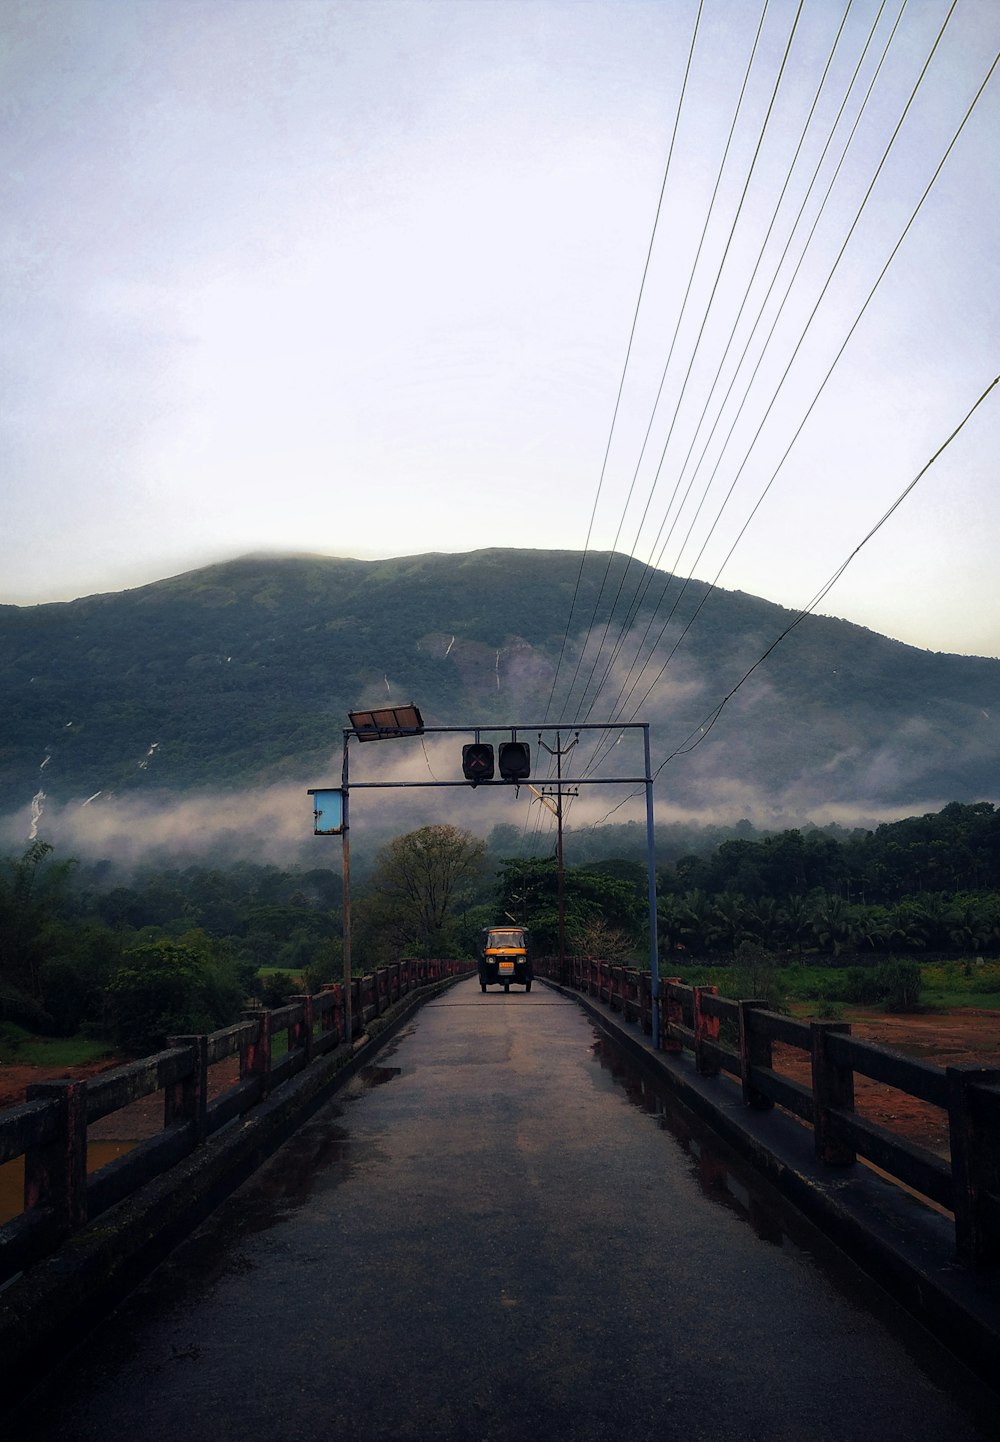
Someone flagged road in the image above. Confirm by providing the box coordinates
[6,978,998,1441]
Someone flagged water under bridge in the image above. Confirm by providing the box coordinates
[3,972,999,1441]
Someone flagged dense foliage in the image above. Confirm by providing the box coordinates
[657,801,1000,959]
[0,848,342,1049]
[1,800,998,1055]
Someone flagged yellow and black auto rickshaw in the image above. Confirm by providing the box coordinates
[478,926,532,993]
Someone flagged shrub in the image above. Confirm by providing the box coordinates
[729,941,786,1012]
[39,957,92,1036]
[254,970,296,1008]
[0,980,55,1033]
[874,958,922,1011]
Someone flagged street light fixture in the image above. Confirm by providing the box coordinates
[348,704,424,741]
[310,704,424,1045]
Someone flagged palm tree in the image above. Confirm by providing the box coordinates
[678,890,714,956]
[811,894,854,958]
[747,895,781,949]
[709,892,754,957]
[778,895,813,962]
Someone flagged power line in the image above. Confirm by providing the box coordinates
[556,0,772,723]
[581,366,999,836]
[541,0,707,724]
[583,0,984,772]
[575,0,896,730]
[581,0,919,746]
[655,370,1000,772]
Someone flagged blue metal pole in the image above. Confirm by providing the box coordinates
[341,730,352,1045]
[643,724,660,1048]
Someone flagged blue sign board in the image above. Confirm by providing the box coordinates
[308,788,345,835]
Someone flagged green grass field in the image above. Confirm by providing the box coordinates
[0,1024,117,1067]
[663,958,1000,1015]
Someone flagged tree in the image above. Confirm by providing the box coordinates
[363,825,487,959]
[495,857,643,956]
[105,934,249,1054]
[0,841,77,1004]
[777,895,813,962]
[709,892,754,956]
[811,894,854,958]
[729,941,786,1012]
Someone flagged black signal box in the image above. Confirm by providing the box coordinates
[462,743,495,784]
[498,741,530,781]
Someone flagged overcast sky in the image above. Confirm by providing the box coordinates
[2,0,998,658]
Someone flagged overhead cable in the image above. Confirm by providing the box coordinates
[540,0,707,725]
[584,0,983,774]
[577,0,894,730]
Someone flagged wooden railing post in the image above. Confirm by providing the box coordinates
[694,985,720,1076]
[663,978,683,1054]
[947,1065,1000,1266]
[738,1001,773,1110]
[640,971,652,1036]
[165,1035,208,1142]
[241,1007,273,1097]
[320,983,339,1042]
[811,1022,856,1165]
[288,995,315,1063]
[23,1079,88,1233]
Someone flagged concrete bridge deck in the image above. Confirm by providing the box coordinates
[6,978,998,1441]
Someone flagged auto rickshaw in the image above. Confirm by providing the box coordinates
[478,925,532,993]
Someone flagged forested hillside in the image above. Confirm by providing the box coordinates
[1,550,997,828]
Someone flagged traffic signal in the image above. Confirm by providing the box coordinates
[462,743,495,784]
[498,741,530,781]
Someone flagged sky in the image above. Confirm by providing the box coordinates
[2,0,999,658]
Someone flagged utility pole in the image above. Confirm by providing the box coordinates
[537,731,578,985]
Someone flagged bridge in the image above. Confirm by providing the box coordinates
[2,963,1000,1440]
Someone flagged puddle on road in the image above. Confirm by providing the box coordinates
[355,1064,402,1088]
[589,1034,786,1246]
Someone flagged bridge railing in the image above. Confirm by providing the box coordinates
[0,957,473,1286]
[538,957,1000,1269]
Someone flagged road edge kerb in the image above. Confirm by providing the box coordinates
[0,974,463,1412]
[539,977,1000,1388]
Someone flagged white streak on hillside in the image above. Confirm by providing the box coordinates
[29,790,45,841]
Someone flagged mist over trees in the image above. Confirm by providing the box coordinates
[0,801,998,1057]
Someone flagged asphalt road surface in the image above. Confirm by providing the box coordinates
[6,979,998,1441]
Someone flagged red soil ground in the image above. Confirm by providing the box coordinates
[775,1006,1000,1158]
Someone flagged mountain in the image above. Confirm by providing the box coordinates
[0,549,997,826]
